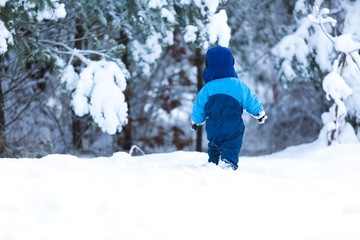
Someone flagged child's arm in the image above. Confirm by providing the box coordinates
[241,83,268,124]
[191,87,208,126]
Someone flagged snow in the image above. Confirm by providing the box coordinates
[294,0,307,14]
[0,20,13,54]
[322,59,352,106]
[338,123,358,144]
[321,59,354,143]
[161,8,175,23]
[131,33,163,76]
[0,0,66,55]
[163,30,174,45]
[36,1,66,22]
[69,60,128,134]
[207,9,231,47]
[13,0,66,22]
[148,0,167,9]
[271,34,309,80]
[203,0,219,15]
[131,0,232,74]
[0,0,8,7]
[180,0,191,5]
[184,25,198,43]
[334,34,360,53]
[61,65,79,91]
[308,7,337,27]
[272,1,360,143]
[1,142,360,240]
[342,1,360,42]
[308,28,334,71]
[46,97,62,119]
[270,17,312,80]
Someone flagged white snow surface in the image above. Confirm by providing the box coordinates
[1,142,360,240]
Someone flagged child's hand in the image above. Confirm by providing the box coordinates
[257,114,268,124]
[253,110,268,124]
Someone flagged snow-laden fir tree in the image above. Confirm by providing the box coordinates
[271,0,360,145]
[60,0,232,137]
[112,0,232,152]
[0,0,67,155]
[0,0,233,156]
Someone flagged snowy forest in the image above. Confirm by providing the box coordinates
[1,0,359,158]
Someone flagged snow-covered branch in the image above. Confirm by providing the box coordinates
[37,40,129,135]
[310,4,359,145]
[308,6,360,71]
[61,59,128,135]
[0,0,66,55]
[272,1,360,144]
[46,43,89,65]
[308,7,336,44]
[0,20,13,54]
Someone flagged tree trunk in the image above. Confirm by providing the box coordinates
[0,79,6,155]
[117,94,133,151]
[115,30,133,151]
[328,54,347,146]
[71,114,84,151]
[71,19,86,152]
[195,48,203,152]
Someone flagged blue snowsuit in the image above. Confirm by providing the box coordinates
[192,46,263,169]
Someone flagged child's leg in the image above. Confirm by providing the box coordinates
[221,147,240,169]
[208,141,221,165]
[220,134,243,169]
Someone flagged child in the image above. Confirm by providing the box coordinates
[191,46,267,170]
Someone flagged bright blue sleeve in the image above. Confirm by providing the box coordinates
[241,83,263,115]
[191,87,208,124]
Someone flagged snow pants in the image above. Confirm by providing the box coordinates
[206,119,245,169]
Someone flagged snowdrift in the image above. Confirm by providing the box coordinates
[1,142,360,240]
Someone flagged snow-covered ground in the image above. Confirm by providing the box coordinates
[1,142,360,240]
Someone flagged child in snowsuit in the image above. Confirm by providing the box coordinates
[191,46,267,170]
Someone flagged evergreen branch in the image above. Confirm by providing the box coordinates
[237,51,271,76]
[312,6,335,45]
[39,40,123,65]
[311,6,360,71]
[349,52,360,72]
[4,89,38,128]
[39,40,90,64]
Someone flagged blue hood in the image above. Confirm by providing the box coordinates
[203,46,238,83]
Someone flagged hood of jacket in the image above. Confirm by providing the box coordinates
[203,46,238,83]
